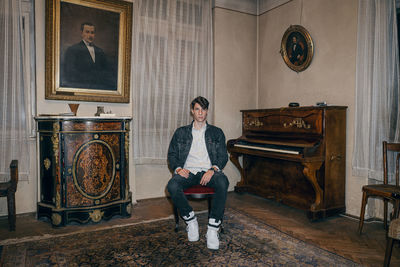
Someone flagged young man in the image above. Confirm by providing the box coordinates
[167,96,229,250]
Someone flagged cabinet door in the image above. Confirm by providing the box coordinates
[39,134,56,204]
[63,132,122,208]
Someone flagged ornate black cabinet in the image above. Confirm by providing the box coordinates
[35,117,132,226]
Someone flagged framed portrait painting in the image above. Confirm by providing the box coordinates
[280,25,314,72]
[45,0,132,103]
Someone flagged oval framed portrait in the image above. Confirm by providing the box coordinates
[280,25,314,72]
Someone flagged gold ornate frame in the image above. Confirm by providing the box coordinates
[45,0,132,103]
[280,25,314,72]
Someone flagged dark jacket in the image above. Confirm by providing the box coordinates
[61,41,116,89]
[167,122,228,172]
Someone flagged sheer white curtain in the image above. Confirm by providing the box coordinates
[0,0,31,181]
[132,0,213,162]
[352,0,400,181]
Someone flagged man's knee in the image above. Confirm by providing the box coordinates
[167,176,180,195]
[213,173,229,190]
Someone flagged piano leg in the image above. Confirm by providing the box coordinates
[302,161,324,216]
[230,153,246,192]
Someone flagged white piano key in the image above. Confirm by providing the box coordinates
[234,143,300,155]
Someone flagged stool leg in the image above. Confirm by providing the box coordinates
[173,204,179,232]
[7,192,16,231]
[358,191,368,235]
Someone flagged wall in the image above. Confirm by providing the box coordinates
[213,6,258,190]
[258,0,365,216]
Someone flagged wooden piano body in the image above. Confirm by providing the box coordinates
[227,106,347,220]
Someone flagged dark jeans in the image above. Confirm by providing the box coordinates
[167,171,229,222]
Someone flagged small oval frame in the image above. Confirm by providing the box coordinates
[280,25,314,72]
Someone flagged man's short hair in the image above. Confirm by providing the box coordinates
[190,96,209,110]
[81,22,95,32]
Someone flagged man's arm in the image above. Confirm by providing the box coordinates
[167,130,181,172]
[214,128,228,170]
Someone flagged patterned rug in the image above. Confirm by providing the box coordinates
[1,209,359,266]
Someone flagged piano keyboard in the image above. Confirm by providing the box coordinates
[234,143,300,155]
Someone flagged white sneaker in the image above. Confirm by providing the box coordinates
[183,211,199,242]
[206,218,221,250]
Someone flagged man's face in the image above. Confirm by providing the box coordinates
[191,103,208,123]
[292,36,297,44]
[81,25,95,44]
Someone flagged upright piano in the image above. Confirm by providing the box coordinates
[227,106,347,220]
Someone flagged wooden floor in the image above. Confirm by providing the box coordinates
[1,192,399,266]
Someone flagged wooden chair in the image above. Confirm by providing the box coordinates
[173,184,223,233]
[0,160,18,231]
[358,142,400,234]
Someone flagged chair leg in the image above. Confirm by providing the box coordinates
[394,200,400,219]
[358,191,368,234]
[384,199,388,230]
[384,237,395,267]
[7,192,16,231]
[173,204,179,232]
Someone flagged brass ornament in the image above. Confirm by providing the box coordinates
[51,122,60,164]
[56,191,61,209]
[89,209,104,222]
[125,131,129,161]
[283,118,311,129]
[126,203,132,215]
[52,213,62,226]
[248,119,263,127]
[44,158,51,170]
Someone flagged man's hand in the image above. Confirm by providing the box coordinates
[200,169,214,185]
[177,168,190,178]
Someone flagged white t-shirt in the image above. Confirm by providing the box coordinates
[183,124,212,174]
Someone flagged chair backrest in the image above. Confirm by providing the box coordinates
[9,160,18,192]
[383,141,400,186]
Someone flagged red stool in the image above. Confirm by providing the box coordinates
[173,184,216,232]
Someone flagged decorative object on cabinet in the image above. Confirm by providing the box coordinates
[0,160,18,231]
[280,25,314,72]
[45,0,132,103]
[68,103,79,115]
[94,106,105,116]
[35,116,132,226]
